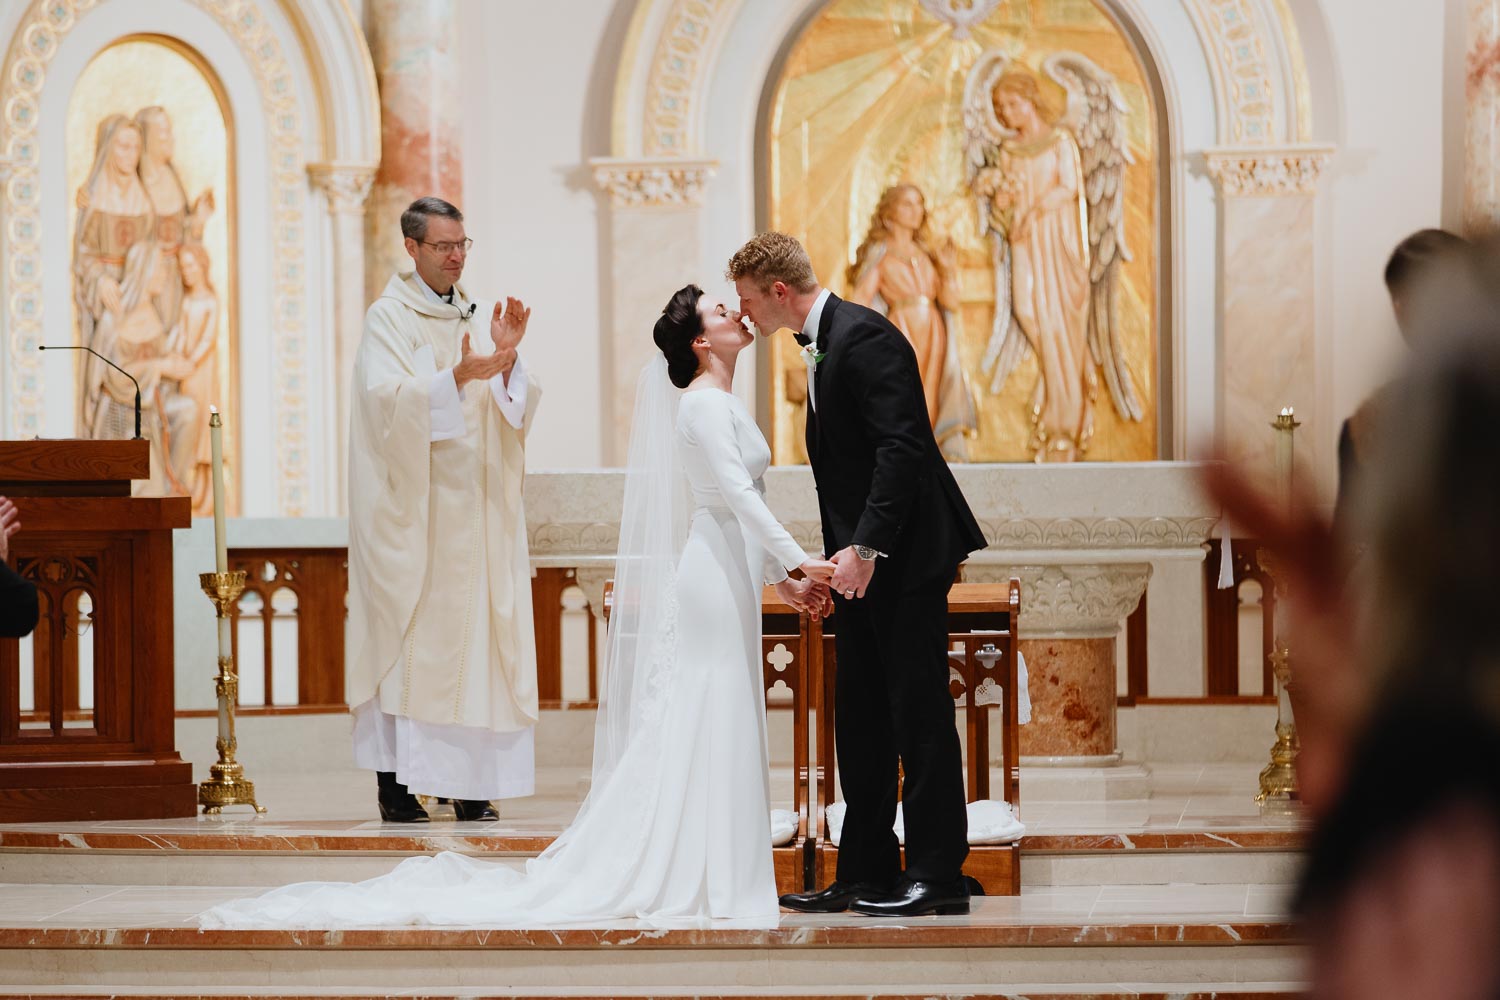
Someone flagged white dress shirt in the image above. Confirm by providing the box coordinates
[800,287,832,413]
[414,272,528,439]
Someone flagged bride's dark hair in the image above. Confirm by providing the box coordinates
[653,284,704,389]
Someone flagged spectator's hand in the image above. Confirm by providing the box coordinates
[1315,801,1500,1000]
[0,496,20,563]
[1200,460,1359,816]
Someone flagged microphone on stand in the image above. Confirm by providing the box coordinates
[37,344,142,439]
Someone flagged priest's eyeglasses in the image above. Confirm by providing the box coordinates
[418,238,473,255]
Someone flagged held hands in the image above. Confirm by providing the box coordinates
[775,569,836,622]
[0,496,20,563]
[452,333,518,391]
[799,557,835,584]
[830,546,876,600]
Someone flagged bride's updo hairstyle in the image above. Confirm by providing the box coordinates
[653,284,704,389]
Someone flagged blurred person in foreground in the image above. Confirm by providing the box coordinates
[1207,235,1500,1000]
[0,496,37,637]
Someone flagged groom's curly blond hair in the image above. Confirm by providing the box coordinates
[725,232,818,292]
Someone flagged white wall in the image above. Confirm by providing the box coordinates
[1313,0,1450,489]
[454,0,634,470]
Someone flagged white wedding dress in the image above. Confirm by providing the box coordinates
[200,373,808,929]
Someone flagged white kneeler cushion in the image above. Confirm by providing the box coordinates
[770,808,799,846]
[823,799,1025,846]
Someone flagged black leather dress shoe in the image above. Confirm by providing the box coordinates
[376,771,429,824]
[850,877,970,917]
[452,798,499,822]
[779,880,894,913]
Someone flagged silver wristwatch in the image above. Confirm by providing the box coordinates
[853,545,879,561]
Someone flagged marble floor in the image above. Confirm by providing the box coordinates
[0,762,1305,846]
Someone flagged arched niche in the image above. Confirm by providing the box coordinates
[596,0,1338,471]
[0,0,378,516]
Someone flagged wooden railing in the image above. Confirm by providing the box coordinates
[1116,538,1275,704]
[1204,537,1276,698]
[189,549,599,715]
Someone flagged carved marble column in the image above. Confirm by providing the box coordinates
[590,158,717,462]
[364,0,463,304]
[307,163,376,512]
[1468,0,1500,232]
[966,562,1151,763]
[572,567,614,623]
[1205,146,1333,487]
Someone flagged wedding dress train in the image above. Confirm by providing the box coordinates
[200,372,806,928]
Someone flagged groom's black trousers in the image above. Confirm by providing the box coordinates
[830,565,968,885]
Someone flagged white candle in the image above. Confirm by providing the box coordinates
[210,407,228,574]
[1273,406,1296,513]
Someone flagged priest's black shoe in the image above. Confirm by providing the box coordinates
[452,798,499,822]
[849,876,970,917]
[376,771,429,823]
[778,880,893,913]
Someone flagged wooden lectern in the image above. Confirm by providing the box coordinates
[0,439,195,821]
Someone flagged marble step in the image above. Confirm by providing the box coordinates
[0,885,1303,994]
[0,989,1309,998]
[0,824,1303,888]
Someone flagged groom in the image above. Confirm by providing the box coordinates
[728,233,987,917]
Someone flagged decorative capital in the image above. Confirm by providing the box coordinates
[572,567,614,616]
[590,157,716,208]
[1204,145,1334,197]
[962,562,1152,639]
[307,162,376,214]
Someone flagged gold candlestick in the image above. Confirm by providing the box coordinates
[1257,407,1301,811]
[198,570,265,814]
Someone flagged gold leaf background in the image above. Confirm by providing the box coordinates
[766,0,1159,463]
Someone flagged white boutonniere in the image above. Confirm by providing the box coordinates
[800,343,826,368]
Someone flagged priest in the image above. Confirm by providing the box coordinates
[346,196,541,823]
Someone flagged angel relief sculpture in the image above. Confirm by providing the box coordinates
[963,51,1143,462]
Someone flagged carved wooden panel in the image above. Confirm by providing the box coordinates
[228,550,348,710]
[2,541,128,744]
[1204,538,1275,697]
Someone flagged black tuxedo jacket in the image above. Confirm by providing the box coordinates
[0,560,38,638]
[803,293,986,586]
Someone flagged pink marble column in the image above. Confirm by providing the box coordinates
[364,0,463,303]
[1018,637,1118,758]
[1467,0,1500,233]
[968,563,1151,764]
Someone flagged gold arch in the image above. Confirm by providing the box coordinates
[612,0,1314,158]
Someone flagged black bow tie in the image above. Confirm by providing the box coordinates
[794,331,811,347]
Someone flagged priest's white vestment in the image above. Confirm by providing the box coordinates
[346,272,541,800]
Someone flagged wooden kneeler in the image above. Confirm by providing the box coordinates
[600,581,817,896]
[812,580,1023,896]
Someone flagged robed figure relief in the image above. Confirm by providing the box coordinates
[964,51,1142,462]
[846,184,978,461]
[72,109,219,502]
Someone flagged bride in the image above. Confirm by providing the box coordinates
[200,286,834,928]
